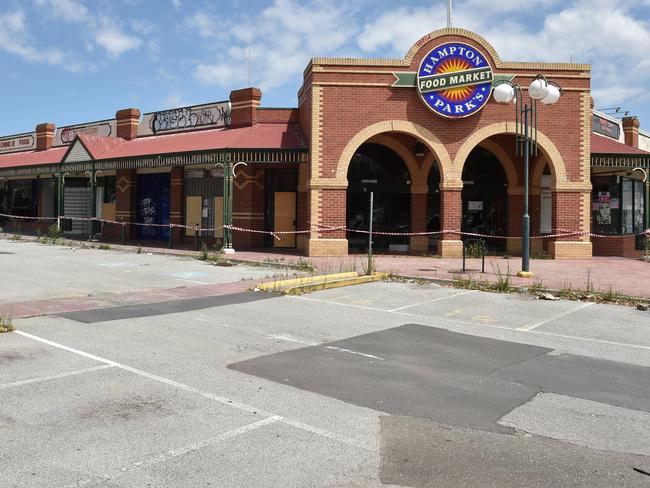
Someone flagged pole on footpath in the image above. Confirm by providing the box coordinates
[367,191,374,275]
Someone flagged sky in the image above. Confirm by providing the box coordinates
[0,0,649,135]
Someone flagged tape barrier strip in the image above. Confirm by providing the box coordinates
[0,213,58,222]
[1,211,648,240]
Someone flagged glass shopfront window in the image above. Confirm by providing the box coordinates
[9,180,35,217]
[592,175,644,236]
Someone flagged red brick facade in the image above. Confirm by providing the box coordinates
[297,27,593,258]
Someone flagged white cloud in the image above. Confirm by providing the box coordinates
[33,0,145,60]
[0,9,90,72]
[184,11,228,40]
[33,0,90,23]
[357,7,446,54]
[95,23,142,58]
[356,0,650,119]
[190,0,358,92]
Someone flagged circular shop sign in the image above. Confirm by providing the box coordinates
[416,42,493,118]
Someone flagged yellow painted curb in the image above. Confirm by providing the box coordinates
[257,271,360,292]
[283,273,388,295]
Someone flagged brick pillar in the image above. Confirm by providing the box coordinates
[115,169,136,240]
[549,191,592,259]
[410,186,428,254]
[440,187,462,257]
[116,108,141,140]
[232,166,265,248]
[170,167,183,244]
[622,116,640,149]
[229,88,262,128]
[296,161,310,253]
[36,123,55,151]
[307,187,348,256]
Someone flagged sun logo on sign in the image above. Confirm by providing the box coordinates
[416,42,493,118]
[436,58,474,102]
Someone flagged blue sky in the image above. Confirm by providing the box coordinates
[1,0,649,135]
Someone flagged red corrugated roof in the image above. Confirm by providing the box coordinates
[591,133,650,155]
[77,134,126,159]
[0,123,306,170]
[104,123,307,159]
[0,146,67,169]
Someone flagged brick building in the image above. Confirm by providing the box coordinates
[0,28,648,258]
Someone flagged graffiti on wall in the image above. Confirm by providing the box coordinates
[139,101,231,136]
[55,121,115,146]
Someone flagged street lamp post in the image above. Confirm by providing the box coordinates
[214,160,247,254]
[492,75,562,277]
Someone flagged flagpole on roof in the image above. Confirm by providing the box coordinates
[248,48,252,87]
[447,0,452,28]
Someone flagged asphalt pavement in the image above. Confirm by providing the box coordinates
[1,239,650,487]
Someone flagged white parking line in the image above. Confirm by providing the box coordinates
[14,330,374,452]
[387,290,478,312]
[517,302,595,331]
[0,364,113,390]
[135,416,283,467]
[324,346,384,361]
[60,417,283,488]
[288,296,650,352]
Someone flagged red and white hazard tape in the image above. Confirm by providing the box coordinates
[0,212,58,222]
[1,211,648,240]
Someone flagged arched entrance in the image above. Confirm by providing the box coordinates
[347,143,411,252]
[461,147,508,250]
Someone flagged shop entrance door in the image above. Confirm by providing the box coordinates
[347,143,411,252]
[461,147,508,251]
[265,169,298,248]
[136,173,170,240]
[64,179,91,235]
[274,192,296,248]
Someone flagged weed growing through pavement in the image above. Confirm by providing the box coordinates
[294,257,316,273]
[137,245,143,254]
[198,242,210,261]
[452,273,478,289]
[361,254,374,275]
[491,262,512,292]
[0,315,14,333]
[10,233,21,241]
[584,269,594,293]
[558,281,574,298]
[530,279,546,293]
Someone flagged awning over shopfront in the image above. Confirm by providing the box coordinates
[591,134,650,168]
[0,122,308,177]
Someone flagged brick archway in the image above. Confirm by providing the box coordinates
[452,122,567,190]
[335,120,452,185]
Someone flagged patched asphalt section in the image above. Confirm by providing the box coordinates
[57,292,277,323]
[229,323,650,433]
[379,416,649,488]
[229,324,548,433]
[499,393,650,457]
[492,352,650,413]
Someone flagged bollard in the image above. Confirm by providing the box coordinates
[168,223,173,249]
[194,224,199,251]
[121,220,126,245]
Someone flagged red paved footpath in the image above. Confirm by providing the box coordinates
[2,235,648,318]
[49,239,650,299]
[229,251,650,299]
[2,280,257,319]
